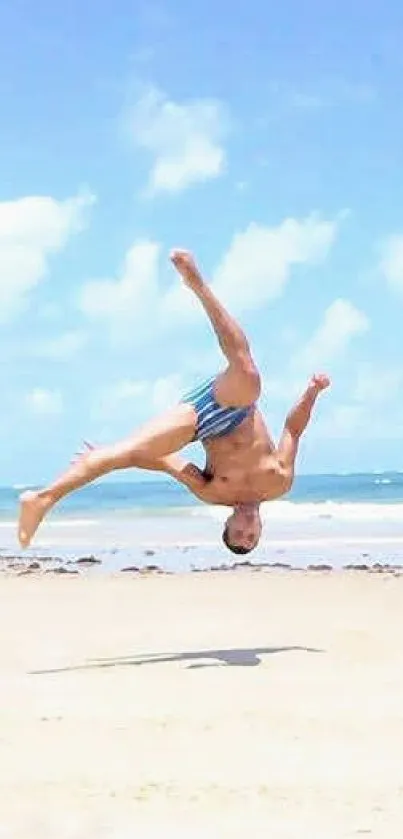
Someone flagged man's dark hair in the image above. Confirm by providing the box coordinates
[222,524,253,555]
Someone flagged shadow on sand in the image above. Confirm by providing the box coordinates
[30,644,324,675]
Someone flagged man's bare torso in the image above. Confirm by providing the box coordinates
[200,408,291,505]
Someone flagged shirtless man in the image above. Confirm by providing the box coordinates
[18,249,330,554]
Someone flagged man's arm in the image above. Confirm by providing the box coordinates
[138,453,213,501]
[277,374,330,480]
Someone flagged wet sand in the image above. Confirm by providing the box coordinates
[1,570,403,838]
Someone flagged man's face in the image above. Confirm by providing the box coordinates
[224,507,262,552]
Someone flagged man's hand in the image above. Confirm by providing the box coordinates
[170,249,204,291]
[310,373,331,393]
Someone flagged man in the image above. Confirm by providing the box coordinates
[18,249,330,554]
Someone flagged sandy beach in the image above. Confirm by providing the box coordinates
[1,570,403,838]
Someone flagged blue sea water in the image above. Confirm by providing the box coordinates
[0,472,403,519]
[2,472,403,519]
[1,474,403,572]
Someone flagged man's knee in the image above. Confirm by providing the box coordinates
[234,356,261,403]
[244,367,261,402]
[215,355,261,407]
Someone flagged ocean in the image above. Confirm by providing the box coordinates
[1,473,403,573]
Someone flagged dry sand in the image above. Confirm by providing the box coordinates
[0,569,403,838]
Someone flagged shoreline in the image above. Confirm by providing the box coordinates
[2,506,403,576]
[2,531,403,577]
[2,554,403,577]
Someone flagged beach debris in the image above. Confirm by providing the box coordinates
[343,563,370,571]
[370,562,403,573]
[74,555,102,566]
[209,563,232,572]
[308,564,333,572]
[44,566,79,575]
[120,563,164,574]
[30,554,63,563]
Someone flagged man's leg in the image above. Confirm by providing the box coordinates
[18,403,196,547]
[171,250,261,407]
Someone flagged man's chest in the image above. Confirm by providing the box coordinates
[206,459,288,504]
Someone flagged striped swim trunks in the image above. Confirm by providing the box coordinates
[182,376,253,442]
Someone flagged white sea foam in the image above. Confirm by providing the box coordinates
[1,502,403,529]
[0,518,100,529]
[196,500,403,524]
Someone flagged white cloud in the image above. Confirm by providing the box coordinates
[94,379,148,421]
[129,86,228,194]
[0,190,95,322]
[34,331,87,361]
[78,213,340,340]
[295,299,369,371]
[151,373,183,412]
[78,240,160,339]
[162,213,339,322]
[211,215,337,311]
[380,235,403,293]
[352,364,402,404]
[314,361,401,442]
[315,403,363,439]
[93,374,184,422]
[26,388,63,417]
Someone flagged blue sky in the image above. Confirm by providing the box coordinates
[1,0,403,484]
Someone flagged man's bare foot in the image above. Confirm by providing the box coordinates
[170,249,203,290]
[18,490,52,548]
[311,373,331,392]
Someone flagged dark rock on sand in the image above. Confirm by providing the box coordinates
[343,563,369,571]
[16,561,42,575]
[121,564,164,574]
[45,567,79,575]
[209,563,232,572]
[371,563,403,573]
[33,555,63,563]
[74,556,102,566]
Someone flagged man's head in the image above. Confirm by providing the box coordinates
[222,505,262,554]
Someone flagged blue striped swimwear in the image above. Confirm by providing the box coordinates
[182,376,253,441]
